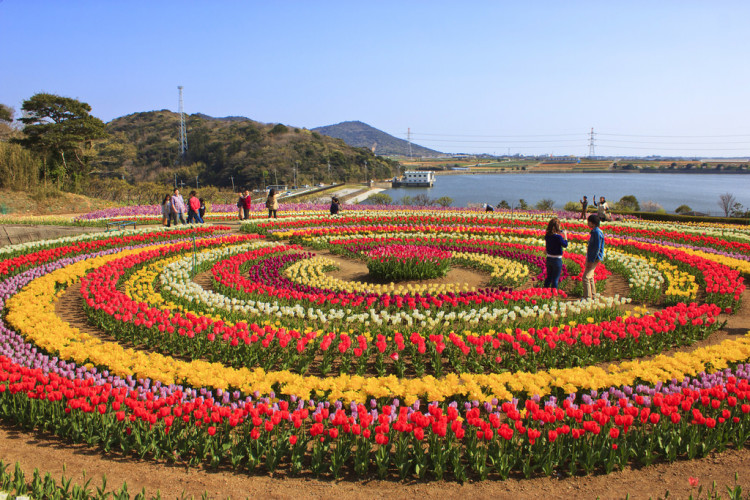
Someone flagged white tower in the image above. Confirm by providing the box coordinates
[178,86,188,161]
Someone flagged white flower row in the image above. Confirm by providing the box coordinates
[158,242,629,331]
[605,250,664,301]
[0,225,183,257]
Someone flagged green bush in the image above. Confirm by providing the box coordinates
[612,209,749,225]
[366,193,393,205]
[563,201,580,212]
[535,198,555,210]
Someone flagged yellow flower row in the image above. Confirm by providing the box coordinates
[6,243,750,405]
[451,251,530,284]
[650,257,699,299]
[123,250,234,326]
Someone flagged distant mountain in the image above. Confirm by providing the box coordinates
[312,121,442,157]
[193,113,256,123]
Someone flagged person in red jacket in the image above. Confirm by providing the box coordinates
[242,189,252,220]
[187,191,204,223]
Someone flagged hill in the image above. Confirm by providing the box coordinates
[312,121,442,157]
[93,111,399,189]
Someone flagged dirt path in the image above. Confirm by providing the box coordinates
[0,422,746,499]
[3,227,750,498]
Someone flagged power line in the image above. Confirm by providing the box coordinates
[403,138,585,144]
[598,132,750,138]
[409,132,583,138]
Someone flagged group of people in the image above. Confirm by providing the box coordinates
[579,195,611,221]
[164,185,603,299]
[237,189,282,220]
[161,189,205,227]
[236,190,342,219]
[544,213,605,300]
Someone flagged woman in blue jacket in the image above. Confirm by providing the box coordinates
[543,217,568,289]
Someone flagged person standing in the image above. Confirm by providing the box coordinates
[199,198,206,222]
[161,194,171,227]
[266,188,279,218]
[237,191,246,220]
[242,189,252,220]
[329,196,340,216]
[170,188,186,226]
[544,217,568,289]
[579,196,588,220]
[593,195,610,221]
[187,191,203,224]
[583,214,605,300]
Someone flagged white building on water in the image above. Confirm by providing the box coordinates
[393,171,435,187]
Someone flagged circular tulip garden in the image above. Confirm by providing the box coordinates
[0,208,749,482]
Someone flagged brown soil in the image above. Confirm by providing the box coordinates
[3,226,750,498]
[315,248,493,290]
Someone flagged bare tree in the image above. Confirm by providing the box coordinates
[718,193,737,217]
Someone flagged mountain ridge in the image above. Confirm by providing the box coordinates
[312,120,442,157]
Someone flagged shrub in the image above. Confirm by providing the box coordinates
[535,198,555,211]
[435,196,453,207]
[641,200,666,213]
[366,193,393,205]
[675,204,692,214]
[616,195,640,211]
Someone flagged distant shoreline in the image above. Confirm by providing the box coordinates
[433,169,750,176]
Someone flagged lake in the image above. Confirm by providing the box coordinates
[378,172,750,215]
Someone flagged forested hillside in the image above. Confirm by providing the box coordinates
[95,111,399,189]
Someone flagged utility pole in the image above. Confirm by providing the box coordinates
[327,161,332,184]
[230,176,235,192]
[588,127,596,158]
[364,160,368,184]
[196,175,199,189]
[294,161,299,187]
[174,173,177,189]
[407,128,413,159]
[178,86,188,163]
[274,167,278,186]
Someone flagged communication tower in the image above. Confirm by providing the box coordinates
[587,127,596,157]
[178,86,188,162]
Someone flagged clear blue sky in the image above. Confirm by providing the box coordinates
[2,0,750,156]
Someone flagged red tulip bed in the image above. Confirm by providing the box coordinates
[0,209,749,484]
[366,244,452,281]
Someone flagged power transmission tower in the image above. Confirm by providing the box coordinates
[178,86,188,162]
[587,127,596,158]
[407,128,413,159]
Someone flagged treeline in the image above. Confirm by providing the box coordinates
[100,112,399,189]
[0,94,400,196]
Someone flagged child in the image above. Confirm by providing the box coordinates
[330,196,340,215]
[199,198,206,222]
